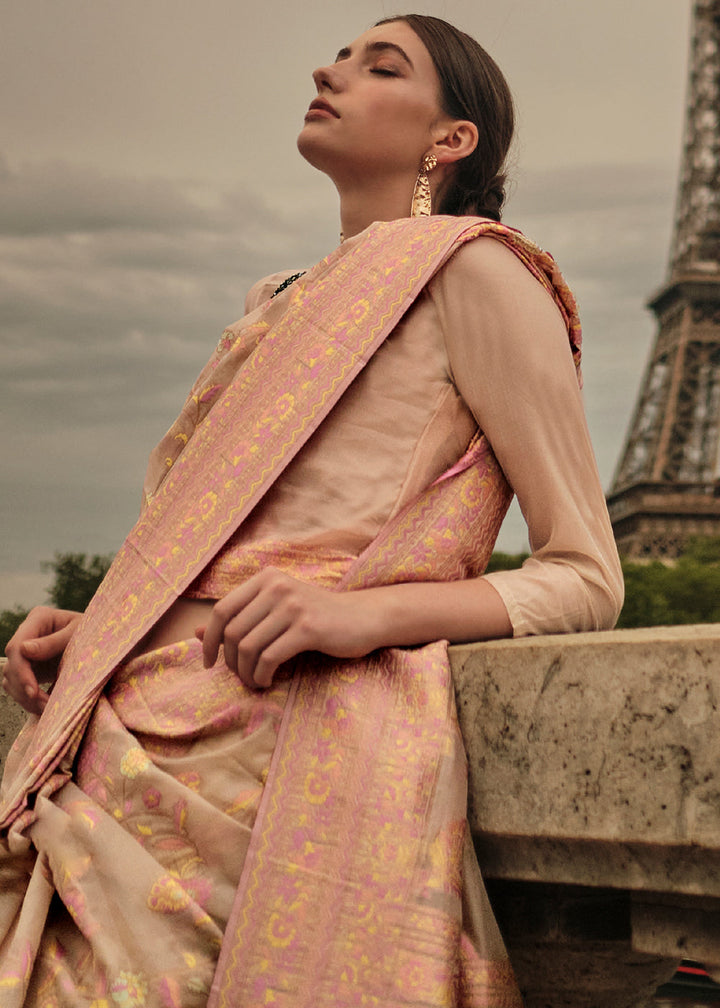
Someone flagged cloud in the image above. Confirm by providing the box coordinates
[0,156,339,602]
[0,156,327,387]
[0,155,222,236]
[506,160,678,490]
[0,154,678,603]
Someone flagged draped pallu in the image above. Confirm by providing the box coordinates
[0,217,580,1007]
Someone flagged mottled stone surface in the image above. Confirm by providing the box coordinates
[451,625,720,890]
[0,689,26,772]
[450,624,720,994]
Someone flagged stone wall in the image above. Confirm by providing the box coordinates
[0,688,26,771]
[450,625,720,1007]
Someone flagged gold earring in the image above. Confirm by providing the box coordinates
[410,153,438,217]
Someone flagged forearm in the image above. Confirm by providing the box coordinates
[199,567,512,689]
[352,576,513,651]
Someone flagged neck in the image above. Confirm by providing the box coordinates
[337,173,420,241]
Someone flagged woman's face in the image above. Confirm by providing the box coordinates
[297,21,446,186]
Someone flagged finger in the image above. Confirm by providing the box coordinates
[3,649,40,695]
[16,648,62,687]
[238,611,311,688]
[20,625,74,662]
[220,608,283,684]
[201,581,259,668]
[6,607,61,651]
[202,580,276,670]
[216,590,284,675]
[251,626,309,688]
[225,606,296,687]
[2,671,47,715]
[202,617,224,668]
[26,688,49,715]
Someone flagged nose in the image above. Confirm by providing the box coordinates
[312,62,343,93]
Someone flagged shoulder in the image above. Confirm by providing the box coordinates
[432,233,568,333]
[244,269,304,315]
[441,230,548,291]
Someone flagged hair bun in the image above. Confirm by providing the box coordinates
[478,174,507,221]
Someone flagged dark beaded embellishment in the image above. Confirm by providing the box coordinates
[271,271,306,298]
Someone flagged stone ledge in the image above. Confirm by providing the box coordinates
[0,689,26,771]
[450,624,720,1003]
[450,625,720,882]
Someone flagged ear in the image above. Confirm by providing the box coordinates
[431,120,478,166]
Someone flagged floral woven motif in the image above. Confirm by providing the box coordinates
[0,216,578,830]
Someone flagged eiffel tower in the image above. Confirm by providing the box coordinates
[607,0,720,558]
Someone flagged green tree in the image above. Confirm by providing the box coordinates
[485,550,529,572]
[43,552,114,612]
[0,552,114,653]
[617,536,720,628]
[0,606,30,655]
[617,561,674,629]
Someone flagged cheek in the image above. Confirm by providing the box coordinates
[362,94,436,143]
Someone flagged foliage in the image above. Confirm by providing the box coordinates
[0,553,113,653]
[617,537,720,629]
[485,538,720,629]
[42,552,114,612]
[485,550,529,572]
[0,606,31,655]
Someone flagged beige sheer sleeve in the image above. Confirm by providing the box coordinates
[243,270,303,315]
[429,238,623,637]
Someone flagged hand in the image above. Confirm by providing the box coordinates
[3,606,82,714]
[197,568,382,690]
[196,568,514,691]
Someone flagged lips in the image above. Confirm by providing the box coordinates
[306,97,340,118]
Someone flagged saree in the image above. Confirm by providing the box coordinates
[0,217,581,1007]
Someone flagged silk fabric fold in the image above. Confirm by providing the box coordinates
[0,217,581,1006]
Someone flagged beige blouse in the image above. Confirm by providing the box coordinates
[195,232,623,638]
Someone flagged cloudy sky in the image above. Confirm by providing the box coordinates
[1,0,692,608]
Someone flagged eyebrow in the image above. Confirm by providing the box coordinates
[335,41,415,70]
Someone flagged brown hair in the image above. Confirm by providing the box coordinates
[376,14,514,220]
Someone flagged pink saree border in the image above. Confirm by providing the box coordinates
[205,219,581,1006]
[2,216,575,827]
[1,215,581,1005]
[0,216,497,825]
[207,439,517,1007]
[209,642,468,1008]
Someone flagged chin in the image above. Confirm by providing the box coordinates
[296,130,333,173]
[297,133,360,189]
[296,127,321,160]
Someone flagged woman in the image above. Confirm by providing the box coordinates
[0,14,622,1007]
